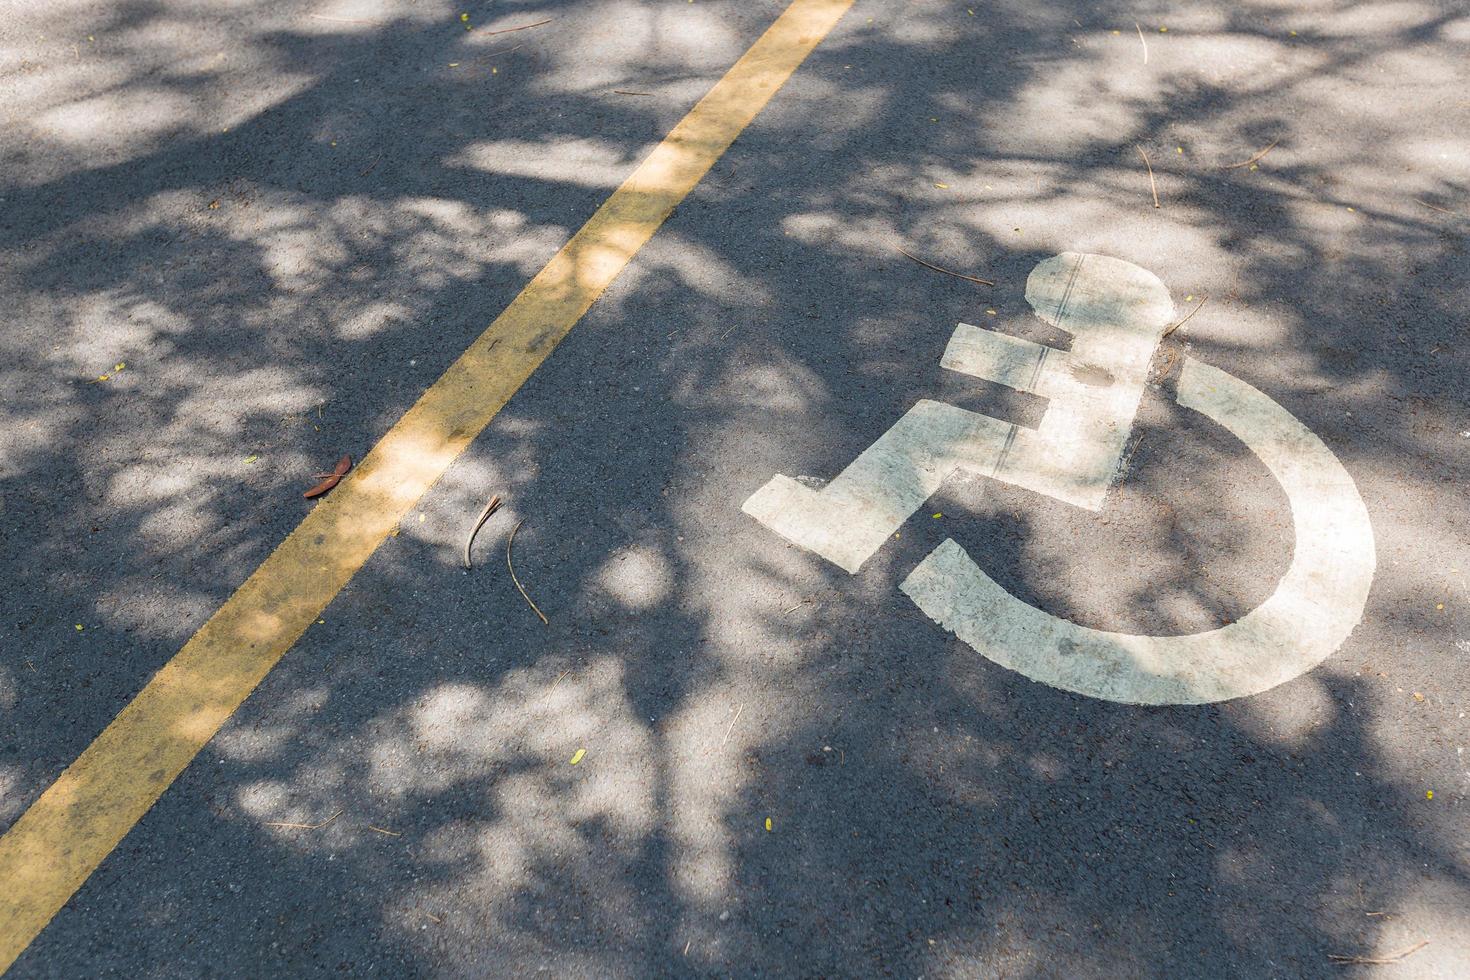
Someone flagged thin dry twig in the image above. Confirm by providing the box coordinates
[1138,146,1161,208]
[614,90,655,96]
[310,13,377,24]
[719,704,745,748]
[1119,433,1146,475]
[1135,22,1148,64]
[463,493,503,569]
[1221,138,1280,170]
[266,809,343,831]
[367,825,402,837]
[1327,940,1428,966]
[482,17,553,36]
[1148,345,1182,386]
[1416,198,1460,216]
[507,519,549,625]
[896,246,995,286]
[1162,295,1207,338]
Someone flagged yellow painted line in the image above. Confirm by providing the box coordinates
[0,0,852,969]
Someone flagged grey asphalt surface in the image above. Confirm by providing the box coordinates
[1,0,1468,976]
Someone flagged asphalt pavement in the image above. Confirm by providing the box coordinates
[1,0,1467,976]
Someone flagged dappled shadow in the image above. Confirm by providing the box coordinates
[2,0,1467,976]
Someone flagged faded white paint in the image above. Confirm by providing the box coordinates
[900,358,1376,704]
[993,253,1174,510]
[742,252,1172,571]
[742,251,1376,704]
[741,402,1010,573]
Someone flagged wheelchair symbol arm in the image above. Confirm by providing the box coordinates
[901,358,1377,705]
[741,252,1176,571]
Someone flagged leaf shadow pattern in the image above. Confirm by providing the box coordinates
[2,0,1468,976]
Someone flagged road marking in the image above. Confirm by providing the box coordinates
[742,252,1173,571]
[0,0,853,969]
[991,253,1174,510]
[743,401,1012,572]
[744,250,1375,703]
[902,358,1376,704]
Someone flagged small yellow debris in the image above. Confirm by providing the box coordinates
[208,200,220,209]
[97,374,109,382]
[448,62,459,67]
[1346,207,1355,212]
[243,454,258,463]
[1176,147,1183,154]
[985,309,997,315]
[967,8,974,14]
[491,67,498,74]
[419,513,426,522]
[764,817,773,832]
[1290,30,1298,37]
[317,619,325,624]
[1111,29,1120,35]
[932,513,942,519]
[1159,26,1168,33]
[1413,692,1425,702]
[330,141,337,147]
[75,624,84,631]
[1435,603,1444,610]
[934,182,949,189]
[1426,790,1433,800]
[570,748,587,765]
[460,12,469,21]
[114,362,125,372]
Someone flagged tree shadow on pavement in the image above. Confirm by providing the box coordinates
[1,0,1466,976]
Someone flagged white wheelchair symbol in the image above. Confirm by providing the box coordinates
[742,252,1375,705]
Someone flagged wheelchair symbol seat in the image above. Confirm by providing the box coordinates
[741,252,1375,705]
